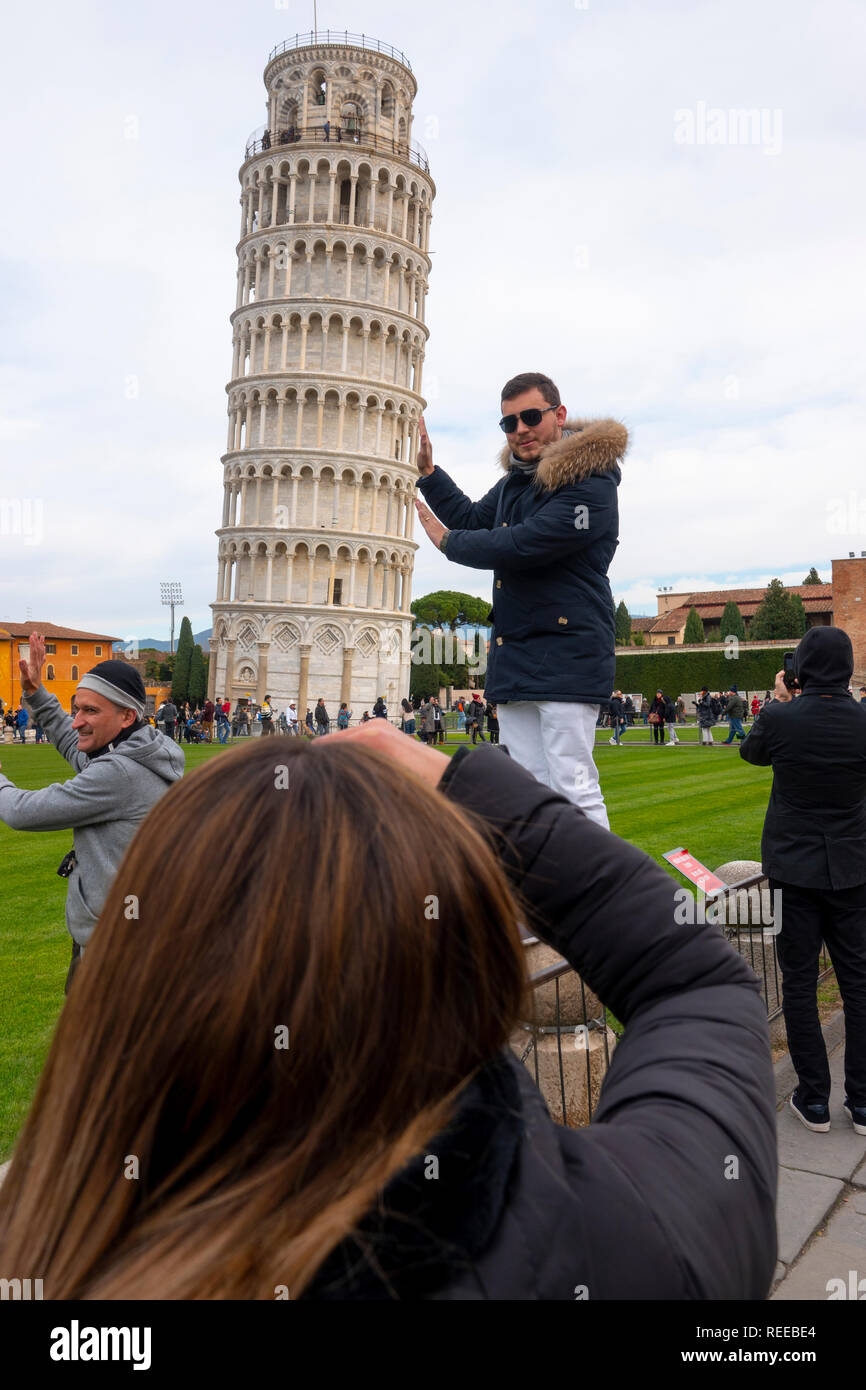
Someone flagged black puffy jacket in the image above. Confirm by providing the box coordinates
[305,743,778,1300]
[417,420,627,705]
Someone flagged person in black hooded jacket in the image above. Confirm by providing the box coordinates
[740,626,866,1136]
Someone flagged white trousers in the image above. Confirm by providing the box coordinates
[496,701,609,830]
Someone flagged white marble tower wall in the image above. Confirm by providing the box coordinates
[208,36,434,719]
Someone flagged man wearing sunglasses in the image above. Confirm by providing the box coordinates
[414,372,628,829]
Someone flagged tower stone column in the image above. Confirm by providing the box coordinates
[209,34,434,718]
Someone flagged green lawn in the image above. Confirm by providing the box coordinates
[0,728,772,1159]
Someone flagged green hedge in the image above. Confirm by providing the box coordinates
[614,647,787,697]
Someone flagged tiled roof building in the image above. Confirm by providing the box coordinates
[628,557,865,682]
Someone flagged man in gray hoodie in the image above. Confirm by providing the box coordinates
[0,633,185,993]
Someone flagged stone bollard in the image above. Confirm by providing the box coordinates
[515,939,615,1127]
[714,860,781,1014]
[714,860,776,935]
[522,939,604,1027]
[511,1023,616,1128]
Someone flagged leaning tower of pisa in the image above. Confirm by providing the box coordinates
[207,32,434,719]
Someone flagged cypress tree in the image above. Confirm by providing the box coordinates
[615,600,631,646]
[684,607,705,644]
[188,644,206,705]
[171,617,194,703]
[720,600,746,643]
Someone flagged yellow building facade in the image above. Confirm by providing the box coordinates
[0,623,119,715]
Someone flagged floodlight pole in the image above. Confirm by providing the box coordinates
[160,582,184,655]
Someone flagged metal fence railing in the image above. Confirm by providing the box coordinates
[245,123,430,173]
[268,32,413,70]
[706,871,832,1024]
[516,941,613,1128]
[515,869,834,1130]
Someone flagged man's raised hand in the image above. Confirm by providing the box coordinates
[417,415,434,476]
[19,632,46,697]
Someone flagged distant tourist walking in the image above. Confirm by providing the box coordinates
[315,699,330,736]
[608,691,625,746]
[432,698,445,744]
[665,694,680,746]
[466,693,487,744]
[260,696,276,736]
[419,697,436,745]
[215,701,230,743]
[486,701,499,745]
[722,688,747,744]
[648,691,667,745]
[696,687,715,746]
[159,699,178,742]
[400,698,416,738]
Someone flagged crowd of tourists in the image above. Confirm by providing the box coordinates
[601,686,779,746]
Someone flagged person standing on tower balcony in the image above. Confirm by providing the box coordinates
[414,373,628,830]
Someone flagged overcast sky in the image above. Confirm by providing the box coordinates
[1,0,864,643]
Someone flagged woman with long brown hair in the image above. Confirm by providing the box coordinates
[0,723,777,1299]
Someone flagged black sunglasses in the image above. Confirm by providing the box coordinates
[499,406,556,433]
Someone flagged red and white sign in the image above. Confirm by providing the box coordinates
[663,847,726,895]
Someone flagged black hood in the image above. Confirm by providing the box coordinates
[793,626,853,693]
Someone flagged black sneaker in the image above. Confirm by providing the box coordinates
[843,1099,866,1136]
[790,1091,830,1132]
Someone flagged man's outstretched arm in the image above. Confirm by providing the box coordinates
[418,475,618,571]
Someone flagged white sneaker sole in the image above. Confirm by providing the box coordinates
[843,1102,866,1136]
[790,1095,830,1132]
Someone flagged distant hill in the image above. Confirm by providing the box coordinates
[112,629,213,654]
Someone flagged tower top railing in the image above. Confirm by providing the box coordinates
[244,123,430,174]
[268,32,412,71]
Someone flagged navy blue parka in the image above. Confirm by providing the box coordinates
[417,418,628,705]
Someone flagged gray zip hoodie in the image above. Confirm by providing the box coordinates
[0,685,185,946]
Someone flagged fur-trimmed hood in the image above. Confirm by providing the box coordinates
[498,417,629,493]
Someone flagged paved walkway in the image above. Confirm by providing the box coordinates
[772,1011,866,1299]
